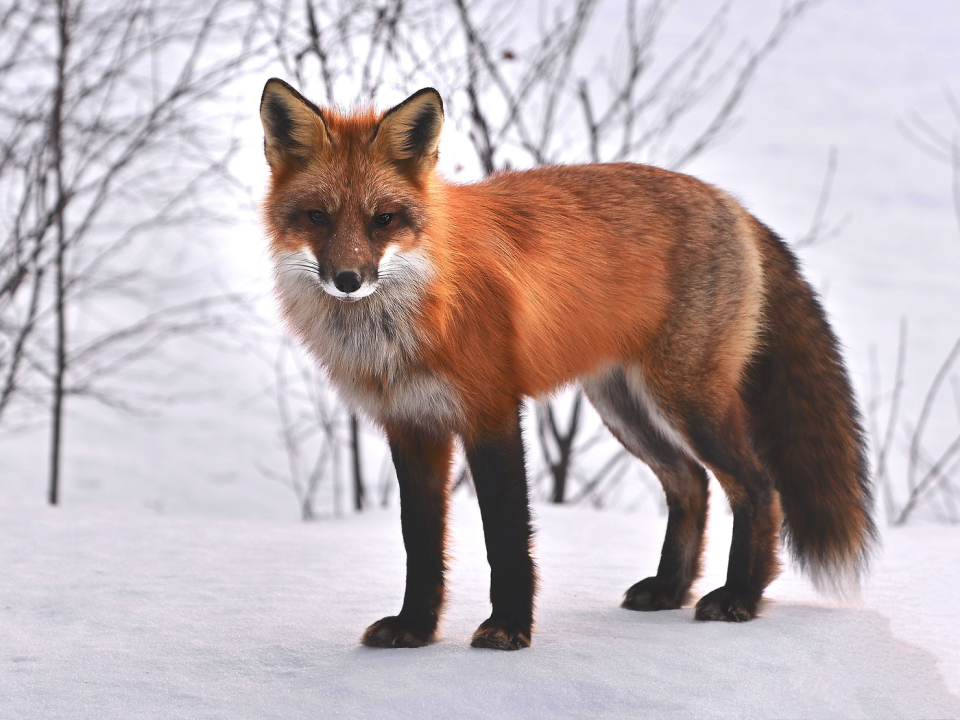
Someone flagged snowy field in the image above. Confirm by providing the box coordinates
[3,0,960,717]
[3,495,959,718]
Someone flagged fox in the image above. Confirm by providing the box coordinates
[258,78,876,651]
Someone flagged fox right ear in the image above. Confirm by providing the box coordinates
[259,78,330,172]
[373,88,444,175]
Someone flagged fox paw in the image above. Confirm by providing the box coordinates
[361,616,436,648]
[694,587,759,622]
[621,576,689,611]
[470,617,531,650]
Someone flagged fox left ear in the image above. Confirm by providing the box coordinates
[373,88,444,174]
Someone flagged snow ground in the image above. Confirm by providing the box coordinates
[2,494,958,719]
[3,0,960,716]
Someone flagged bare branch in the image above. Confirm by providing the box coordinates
[670,0,815,169]
[953,137,960,242]
[893,335,960,525]
[906,336,960,496]
[794,146,851,248]
[868,319,907,524]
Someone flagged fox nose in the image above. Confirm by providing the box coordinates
[334,270,362,294]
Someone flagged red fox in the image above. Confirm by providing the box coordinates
[259,78,876,650]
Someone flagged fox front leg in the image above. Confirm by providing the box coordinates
[361,425,453,648]
[465,407,537,650]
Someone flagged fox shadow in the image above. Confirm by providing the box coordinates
[344,600,959,719]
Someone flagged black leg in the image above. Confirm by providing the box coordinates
[465,408,536,650]
[622,455,709,611]
[693,468,781,622]
[582,369,709,611]
[682,407,781,622]
[361,425,452,648]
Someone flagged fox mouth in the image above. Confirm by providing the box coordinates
[319,278,379,301]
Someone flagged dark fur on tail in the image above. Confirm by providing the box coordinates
[743,224,876,593]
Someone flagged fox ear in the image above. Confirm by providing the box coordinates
[260,78,330,172]
[373,88,444,174]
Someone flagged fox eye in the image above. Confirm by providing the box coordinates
[373,213,393,227]
[307,210,328,225]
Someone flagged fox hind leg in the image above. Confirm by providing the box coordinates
[675,395,782,622]
[582,368,709,611]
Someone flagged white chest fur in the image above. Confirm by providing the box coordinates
[272,248,463,431]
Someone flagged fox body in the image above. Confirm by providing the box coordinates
[260,79,875,650]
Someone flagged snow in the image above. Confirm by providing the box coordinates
[3,494,958,718]
[3,0,960,715]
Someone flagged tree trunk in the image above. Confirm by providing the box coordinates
[550,446,571,504]
[542,391,583,504]
[48,0,70,506]
[351,413,364,511]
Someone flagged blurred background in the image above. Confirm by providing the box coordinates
[2,0,959,528]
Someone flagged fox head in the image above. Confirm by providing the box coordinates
[259,79,443,301]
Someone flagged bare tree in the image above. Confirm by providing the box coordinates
[0,0,267,503]
[870,321,960,525]
[867,89,960,524]
[241,325,376,519]
[255,339,343,520]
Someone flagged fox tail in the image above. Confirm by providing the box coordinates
[743,224,877,596]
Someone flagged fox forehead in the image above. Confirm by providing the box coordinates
[321,105,380,147]
[276,116,424,215]
[301,106,394,176]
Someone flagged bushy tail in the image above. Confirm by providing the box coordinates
[743,224,877,596]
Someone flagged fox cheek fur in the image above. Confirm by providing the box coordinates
[259,78,876,651]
